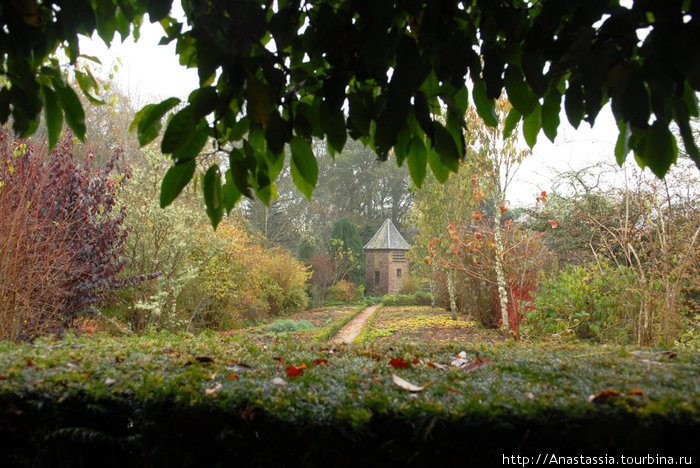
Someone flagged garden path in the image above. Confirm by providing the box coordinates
[331,304,380,344]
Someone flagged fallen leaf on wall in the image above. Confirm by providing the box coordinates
[391,374,435,392]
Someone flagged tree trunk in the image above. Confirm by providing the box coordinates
[447,269,457,320]
[493,209,510,335]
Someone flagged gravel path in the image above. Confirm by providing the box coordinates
[330,304,380,344]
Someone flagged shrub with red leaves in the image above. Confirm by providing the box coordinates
[0,130,157,340]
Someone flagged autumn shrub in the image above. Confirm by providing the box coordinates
[109,146,205,333]
[523,263,639,343]
[258,247,309,316]
[188,220,309,329]
[325,280,357,303]
[0,131,145,340]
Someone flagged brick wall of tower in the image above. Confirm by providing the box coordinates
[364,250,410,295]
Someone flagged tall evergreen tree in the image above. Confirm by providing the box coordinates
[329,218,365,286]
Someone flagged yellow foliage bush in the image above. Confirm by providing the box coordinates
[187,219,309,328]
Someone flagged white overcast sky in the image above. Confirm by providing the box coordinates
[78,15,622,207]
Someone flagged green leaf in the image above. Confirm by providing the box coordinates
[188,86,218,119]
[522,103,541,149]
[348,92,371,137]
[160,159,196,208]
[290,136,318,200]
[321,102,347,155]
[504,65,537,115]
[614,118,632,166]
[619,77,650,128]
[565,83,584,129]
[503,107,521,139]
[643,120,677,178]
[433,123,460,172]
[427,145,449,183]
[41,86,62,151]
[54,82,86,140]
[203,165,223,229]
[161,108,209,160]
[247,75,272,125]
[75,70,105,105]
[265,110,289,156]
[541,88,561,142]
[131,97,180,146]
[407,136,427,187]
[222,169,242,212]
[394,125,411,166]
[472,80,498,127]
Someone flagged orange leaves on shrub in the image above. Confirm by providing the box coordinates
[472,210,482,221]
[548,220,559,229]
[474,231,483,240]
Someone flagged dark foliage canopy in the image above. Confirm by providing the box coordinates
[1,0,698,227]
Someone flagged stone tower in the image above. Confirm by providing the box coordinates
[363,219,410,295]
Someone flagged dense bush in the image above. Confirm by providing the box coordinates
[325,280,357,303]
[381,292,432,307]
[523,263,639,343]
[189,221,309,329]
[0,130,147,340]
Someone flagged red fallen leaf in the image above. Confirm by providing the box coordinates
[272,357,285,363]
[447,386,461,394]
[0,375,7,380]
[227,374,239,380]
[185,356,215,366]
[297,363,307,370]
[319,348,329,352]
[27,360,35,367]
[588,389,621,402]
[464,357,493,373]
[390,357,411,369]
[313,359,328,366]
[286,365,304,377]
[427,362,436,368]
[161,348,178,354]
[411,358,420,365]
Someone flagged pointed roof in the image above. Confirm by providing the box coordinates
[364,219,410,250]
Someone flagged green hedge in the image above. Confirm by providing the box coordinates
[381,292,432,307]
[0,335,697,466]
